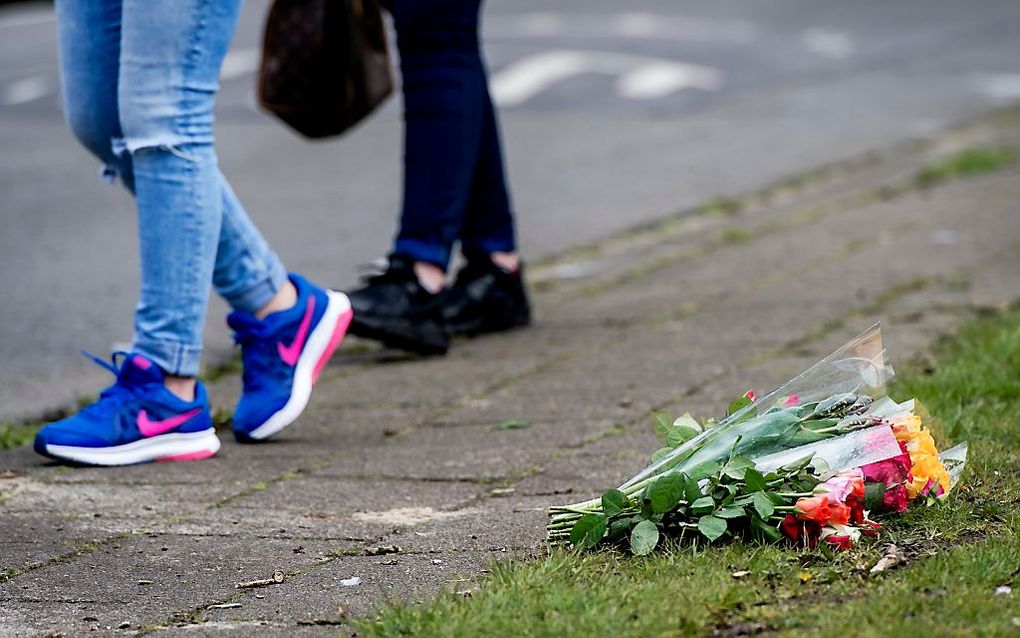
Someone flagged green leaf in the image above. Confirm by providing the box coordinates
[786,429,830,446]
[697,515,727,542]
[689,461,720,481]
[650,447,672,464]
[778,454,815,474]
[569,514,608,550]
[607,516,641,542]
[723,458,754,480]
[801,418,839,431]
[682,474,704,503]
[690,496,715,515]
[647,474,686,513]
[666,413,703,448]
[495,419,531,430]
[726,463,750,477]
[751,491,775,519]
[630,520,659,556]
[715,506,746,519]
[652,412,673,444]
[750,515,781,542]
[601,489,630,518]
[743,468,767,492]
[666,425,699,448]
[864,482,888,511]
[727,396,753,416]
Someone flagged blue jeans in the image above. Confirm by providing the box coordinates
[391,0,517,269]
[55,0,288,376]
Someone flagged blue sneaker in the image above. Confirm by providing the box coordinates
[228,273,353,442]
[34,352,219,466]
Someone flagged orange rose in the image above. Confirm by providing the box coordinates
[795,495,831,524]
[827,502,851,526]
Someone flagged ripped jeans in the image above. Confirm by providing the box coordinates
[55,0,288,376]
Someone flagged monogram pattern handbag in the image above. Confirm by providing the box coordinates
[258,0,393,138]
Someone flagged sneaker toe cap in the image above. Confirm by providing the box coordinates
[34,422,108,449]
[232,394,289,440]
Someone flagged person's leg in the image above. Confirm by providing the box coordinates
[390,0,486,272]
[117,0,249,383]
[212,176,292,318]
[55,0,135,191]
[35,0,229,466]
[437,1,529,337]
[458,63,518,269]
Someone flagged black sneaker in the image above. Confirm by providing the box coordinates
[345,256,451,355]
[444,257,532,337]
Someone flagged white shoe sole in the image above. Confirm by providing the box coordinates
[245,290,352,441]
[42,428,221,466]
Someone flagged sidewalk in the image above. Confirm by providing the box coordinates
[2,108,1020,636]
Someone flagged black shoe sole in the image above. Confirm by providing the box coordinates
[349,314,450,356]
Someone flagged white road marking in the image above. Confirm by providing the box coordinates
[484,12,756,44]
[1,47,259,108]
[2,76,51,106]
[618,62,721,100]
[491,50,721,107]
[975,73,1020,103]
[802,28,854,59]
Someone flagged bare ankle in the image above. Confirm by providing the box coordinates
[490,251,520,273]
[165,375,196,402]
[255,280,298,319]
[413,261,446,294]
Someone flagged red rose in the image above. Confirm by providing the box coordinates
[780,514,821,548]
[846,494,866,525]
[860,451,912,486]
[823,534,853,551]
[880,484,909,513]
[860,520,882,537]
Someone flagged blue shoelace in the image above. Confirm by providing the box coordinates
[76,350,137,420]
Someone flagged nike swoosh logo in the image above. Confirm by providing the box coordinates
[137,408,203,437]
[277,295,316,366]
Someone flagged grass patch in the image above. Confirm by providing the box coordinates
[354,311,1020,637]
[721,227,754,244]
[917,146,1016,187]
[0,422,40,450]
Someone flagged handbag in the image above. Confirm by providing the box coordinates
[257,0,393,138]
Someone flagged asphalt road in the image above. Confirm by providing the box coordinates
[2,0,1019,421]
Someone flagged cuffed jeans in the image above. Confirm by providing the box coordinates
[56,0,288,376]
[391,0,517,270]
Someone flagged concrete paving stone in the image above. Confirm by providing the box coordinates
[513,435,659,500]
[34,449,307,488]
[308,341,565,413]
[0,473,240,521]
[200,550,507,624]
[307,422,581,482]
[159,504,394,544]
[0,446,57,474]
[379,495,562,553]
[222,475,485,524]
[0,600,129,637]
[0,534,344,634]
[0,512,150,575]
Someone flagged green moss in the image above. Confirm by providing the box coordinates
[917,146,1016,187]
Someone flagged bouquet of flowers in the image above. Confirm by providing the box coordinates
[547,324,967,555]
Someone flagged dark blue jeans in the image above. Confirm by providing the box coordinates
[390,0,516,270]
